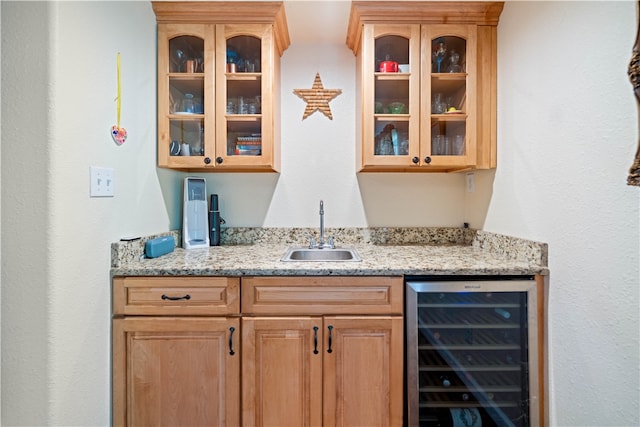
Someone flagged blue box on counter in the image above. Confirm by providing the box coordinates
[145,235,175,258]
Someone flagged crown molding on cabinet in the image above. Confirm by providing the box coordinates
[346,1,504,55]
[152,1,290,56]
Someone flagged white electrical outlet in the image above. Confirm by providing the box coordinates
[466,173,475,193]
[90,166,114,197]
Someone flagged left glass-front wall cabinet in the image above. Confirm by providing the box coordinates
[153,2,290,172]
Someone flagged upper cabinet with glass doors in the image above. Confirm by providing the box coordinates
[153,2,289,172]
[346,1,503,172]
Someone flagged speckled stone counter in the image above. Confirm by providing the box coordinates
[111,227,548,277]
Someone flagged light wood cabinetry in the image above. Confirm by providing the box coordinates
[241,317,323,426]
[153,2,289,172]
[113,275,403,426]
[241,276,404,427]
[346,1,503,172]
[112,277,241,426]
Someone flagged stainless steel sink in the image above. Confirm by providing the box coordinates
[280,247,362,262]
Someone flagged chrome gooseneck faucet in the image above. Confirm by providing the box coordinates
[319,200,326,247]
[310,200,334,249]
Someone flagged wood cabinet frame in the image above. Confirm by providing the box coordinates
[112,276,241,426]
[346,1,504,172]
[152,2,289,172]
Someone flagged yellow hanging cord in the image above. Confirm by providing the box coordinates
[116,52,122,128]
[111,52,127,145]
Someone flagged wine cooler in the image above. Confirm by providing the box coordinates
[406,277,540,427]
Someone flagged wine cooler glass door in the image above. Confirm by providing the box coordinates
[406,279,540,427]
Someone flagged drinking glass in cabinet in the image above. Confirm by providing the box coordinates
[169,120,204,156]
[432,133,465,156]
[227,36,261,73]
[453,135,465,155]
[432,36,466,74]
[169,36,204,73]
[432,93,446,114]
[170,79,204,114]
[448,50,462,73]
[181,94,195,114]
[375,123,408,156]
[433,38,447,73]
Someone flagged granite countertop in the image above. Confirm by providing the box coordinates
[111,227,548,277]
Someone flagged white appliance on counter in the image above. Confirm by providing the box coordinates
[182,177,209,249]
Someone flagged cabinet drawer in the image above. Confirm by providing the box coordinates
[242,276,403,315]
[113,276,239,316]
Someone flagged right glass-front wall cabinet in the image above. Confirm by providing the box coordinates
[347,1,504,172]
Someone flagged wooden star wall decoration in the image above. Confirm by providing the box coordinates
[293,73,342,120]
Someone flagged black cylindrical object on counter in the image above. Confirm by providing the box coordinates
[209,194,221,246]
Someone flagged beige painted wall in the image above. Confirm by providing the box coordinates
[1,1,638,425]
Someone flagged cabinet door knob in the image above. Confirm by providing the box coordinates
[424,156,432,164]
[204,157,212,164]
[216,157,224,164]
[412,156,419,164]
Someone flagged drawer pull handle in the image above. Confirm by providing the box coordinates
[313,326,319,354]
[327,325,333,354]
[229,327,236,356]
[161,294,191,301]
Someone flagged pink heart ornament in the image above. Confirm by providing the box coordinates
[111,125,127,145]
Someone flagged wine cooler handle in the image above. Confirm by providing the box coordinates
[327,325,333,354]
[229,326,236,356]
[313,326,319,354]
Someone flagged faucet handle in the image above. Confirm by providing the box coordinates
[309,237,317,249]
[327,236,335,248]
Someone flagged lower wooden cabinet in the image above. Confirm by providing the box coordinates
[112,276,241,426]
[112,317,240,426]
[241,317,323,426]
[323,316,403,427]
[112,276,403,427]
[242,316,403,427]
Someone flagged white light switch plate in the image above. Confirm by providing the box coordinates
[90,166,114,197]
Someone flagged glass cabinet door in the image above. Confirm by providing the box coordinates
[362,25,420,168]
[406,279,540,427]
[157,24,215,168]
[421,25,477,168]
[215,24,273,169]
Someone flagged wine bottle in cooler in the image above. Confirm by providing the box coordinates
[434,407,487,427]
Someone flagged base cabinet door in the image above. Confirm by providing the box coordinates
[242,317,323,427]
[242,316,404,427]
[112,317,240,427]
[323,316,404,427]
